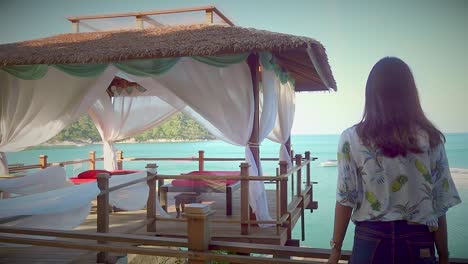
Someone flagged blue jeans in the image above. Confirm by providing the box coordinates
[349,220,436,264]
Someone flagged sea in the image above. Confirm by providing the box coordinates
[6,133,468,258]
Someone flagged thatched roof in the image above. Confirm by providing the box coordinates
[0,24,336,91]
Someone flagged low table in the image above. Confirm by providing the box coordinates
[160,171,241,216]
[174,193,203,218]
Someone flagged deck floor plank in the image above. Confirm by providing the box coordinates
[0,189,295,263]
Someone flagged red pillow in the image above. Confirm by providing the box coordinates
[77,169,110,179]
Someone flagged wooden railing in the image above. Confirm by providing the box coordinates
[3,154,468,263]
[6,149,318,242]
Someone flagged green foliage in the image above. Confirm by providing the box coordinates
[50,113,215,143]
[50,114,101,143]
[134,113,215,142]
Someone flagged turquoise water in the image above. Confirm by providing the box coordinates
[5,134,468,258]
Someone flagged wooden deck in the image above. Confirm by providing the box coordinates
[77,189,288,245]
[0,189,290,263]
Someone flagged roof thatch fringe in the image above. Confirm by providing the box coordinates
[0,24,336,91]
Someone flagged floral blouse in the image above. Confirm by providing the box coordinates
[336,126,461,229]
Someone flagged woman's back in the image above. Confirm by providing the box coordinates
[337,126,460,229]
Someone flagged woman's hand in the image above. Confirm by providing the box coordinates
[327,248,342,264]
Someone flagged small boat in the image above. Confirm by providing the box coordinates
[320,160,338,167]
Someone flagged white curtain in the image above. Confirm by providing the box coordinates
[0,66,118,175]
[0,166,72,195]
[0,182,99,231]
[109,171,167,216]
[268,81,296,168]
[88,73,184,170]
[130,58,273,224]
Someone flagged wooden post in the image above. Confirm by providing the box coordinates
[96,173,110,263]
[186,203,213,264]
[117,151,123,170]
[290,149,294,166]
[136,15,144,29]
[198,150,205,171]
[240,163,250,235]
[279,161,288,220]
[305,151,311,187]
[276,169,280,235]
[146,163,158,233]
[205,9,213,24]
[285,137,292,160]
[39,155,48,169]
[247,54,261,173]
[89,151,96,170]
[295,154,302,197]
[71,21,79,33]
[295,154,305,241]
[279,161,291,242]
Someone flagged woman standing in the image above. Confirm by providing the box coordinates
[328,57,461,264]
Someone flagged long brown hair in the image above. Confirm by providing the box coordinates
[356,57,445,157]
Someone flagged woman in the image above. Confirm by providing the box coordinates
[328,57,461,264]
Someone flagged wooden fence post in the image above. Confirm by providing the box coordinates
[186,203,213,264]
[295,154,305,241]
[146,163,158,233]
[290,150,294,196]
[117,151,123,170]
[89,151,96,170]
[279,161,288,225]
[305,151,311,187]
[39,155,48,169]
[295,154,302,197]
[198,150,205,171]
[240,162,250,235]
[96,173,110,263]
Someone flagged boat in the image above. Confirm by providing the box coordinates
[321,159,338,167]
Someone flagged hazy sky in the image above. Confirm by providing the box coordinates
[0,0,466,134]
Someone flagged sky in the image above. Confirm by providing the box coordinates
[0,0,467,134]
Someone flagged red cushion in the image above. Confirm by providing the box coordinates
[172,171,239,187]
[77,169,110,179]
[69,178,96,184]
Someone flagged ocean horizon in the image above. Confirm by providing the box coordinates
[5,133,468,258]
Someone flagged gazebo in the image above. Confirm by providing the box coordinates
[0,6,337,262]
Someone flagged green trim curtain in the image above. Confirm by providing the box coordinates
[0,52,293,85]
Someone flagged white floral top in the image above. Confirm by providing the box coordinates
[336,126,461,229]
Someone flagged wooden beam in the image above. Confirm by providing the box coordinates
[89,151,96,170]
[212,7,235,26]
[205,9,214,24]
[71,21,79,33]
[96,173,110,263]
[198,150,205,171]
[135,15,144,29]
[240,163,250,235]
[0,226,187,247]
[247,53,260,172]
[39,155,48,169]
[67,6,217,22]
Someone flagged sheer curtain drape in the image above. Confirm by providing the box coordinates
[0,66,117,175]
[130,58,274,224]
[0,182,100,231]
[268,81,296,168]
[88,72,185,170]
[0,166,72,195]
